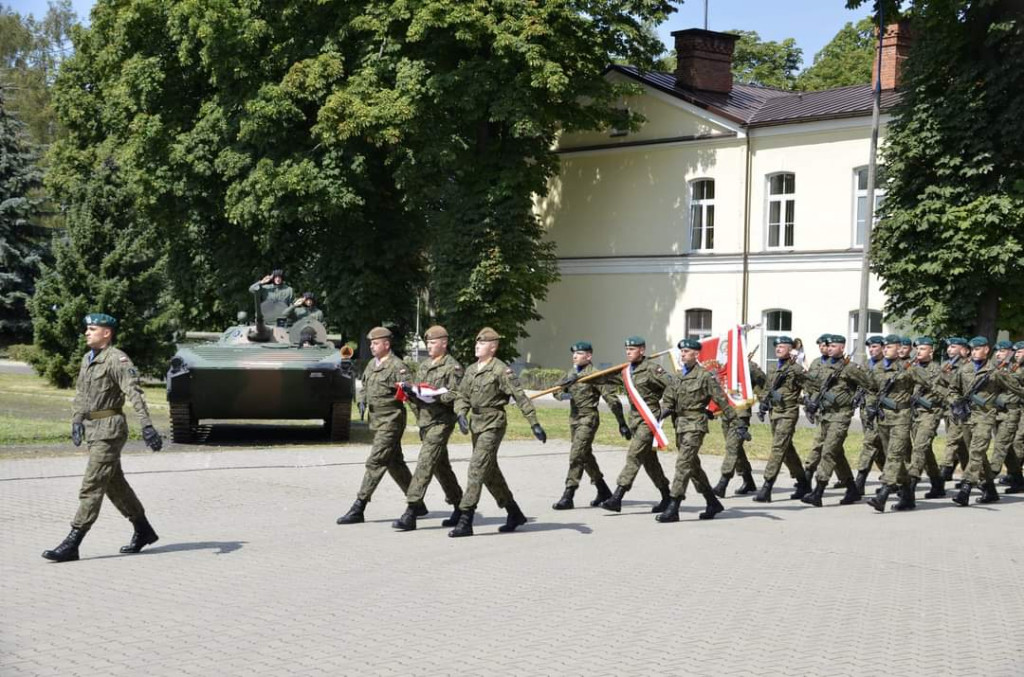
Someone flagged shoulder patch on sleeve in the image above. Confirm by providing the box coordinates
[653,365,666,375]
[506,367,515,375]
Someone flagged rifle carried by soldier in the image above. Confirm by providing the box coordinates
[950,355,1012,423]
[757,367,788,423]
[803,356,848,425]
[864,360,913,429]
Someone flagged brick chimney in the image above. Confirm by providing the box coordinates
[872,21,912,91]
[672,29,739,93]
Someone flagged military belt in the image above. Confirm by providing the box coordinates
[85,408,123,420]
[471,406,503,415]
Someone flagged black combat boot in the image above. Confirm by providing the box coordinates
[699,489,725,520]
[712,474,731,498]
[1004,473,1024,494]
[655,497,681,523]
[790,475,812,500]
[392,506,417,531]
[411,500,429,517]
[650,486,671,513]
[497,500,528,533]
[601,486,628,512]
[552,486,576,510]
[867,484,893,512]
[441,507,463,527]
[940,465,954,482]
[42,527,87,562]
[120,515,159,553]
[924,477,946,499]
[854,469,870,496]
[832,477,850,489]
[336,498,367,524]
[952,481,973,506]
[892,480,916,511]
[800,479,828,507]
[997,474,1010,485]
[977,481,1000,504]
[448,508,475,538]
[753,477,775,503]
[591,478,613,507]
[735,472,758,495]
[839,481,862,505]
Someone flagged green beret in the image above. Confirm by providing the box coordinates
[570,341,593,353]
[883,334,902,345]
[773,335,794,346]
[367,326,393,340]
[994,340,1013,350]
[816,334,830,345]
[1014,341,1024,350]
[677,338,701,351]
[946,337,967,346]
[914,336,934,346]
[968,336,988,348]
[624,335,646,347]
[828,334,847,345]
[83,313,117,328]
[475,327,502,342]
[866,336,885,346]
[899,337,912,346]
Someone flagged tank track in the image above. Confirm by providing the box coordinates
[169,402,197,444]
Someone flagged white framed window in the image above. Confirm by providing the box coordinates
[685,308,713,341]
[853,167,885,247]
[848,309,884,357]
[762,309,793,366]
[766,172,795,249]
[689,179,715,251]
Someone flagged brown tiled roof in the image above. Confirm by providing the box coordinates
[610,65,900,127]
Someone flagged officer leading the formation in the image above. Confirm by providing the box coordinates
[42,313,164,563]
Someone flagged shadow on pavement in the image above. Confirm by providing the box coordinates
[140,540,247,555]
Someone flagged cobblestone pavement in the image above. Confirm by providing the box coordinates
[3,441,1023,676]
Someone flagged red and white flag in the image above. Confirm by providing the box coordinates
[395,383,449,403]
[670,325,755,414]
[621,365,670,450]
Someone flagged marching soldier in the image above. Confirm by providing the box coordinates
[390,325,465,531]
[448,327,547,537]
[712,357,766,497]
[853,336,886,495]
[801,334,834,487]
[906,337,950,499]
[800,335,874,506]
[1013,341,1024,488]
[580,336,673,514]
[551,341,628,510]
[337,327,416,525]
[248,268,294,306]
[987,340,1023,493]
[898,337,913,361]
[656,339,742,522]
[939,337,970,480]
[42,313,164,563]
[753,336,812,503]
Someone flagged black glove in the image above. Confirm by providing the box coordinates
[71,422,84,447]
[400,382,419,401]
[532,423,547,443]
[457,414,469,435]
[618,424,632,440]
[704,408,715,420]
[558,373,579,390]
[950,399,970,425]
[418,427,425,442]
[735,422,752,442]
[358,401,366,421]
[142,425,163,452]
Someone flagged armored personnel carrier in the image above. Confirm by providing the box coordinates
[166,293,355,443]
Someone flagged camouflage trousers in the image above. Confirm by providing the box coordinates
[405,422,463,506]
[763,415,806,483]
[878,417,913,486]
[942,416,969,471]
[615,422,669,493]
[356,425,412,501]
[719,415,752,477]
[564,418,604,488]
[857,412,886,473]
[72,441,145,530]
[459,425,513,511]
[813,416,855,485]
[909,411,943,483]
[670,431,712,499]
[803,421,827,477]
[989,408,1022,476]
[963,416,996,485]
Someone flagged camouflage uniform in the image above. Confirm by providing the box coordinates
[717,360,766,493]
[808,358,874,502]
[940,357,970,476]
[454,358,539,512]
[557,363,624,489]
[404,353,464,507]
[802,352,831,479]
[70,346,155,530]
[855,357,886,476]
[908,358,948,493]
[988,362,1022,486]
[355,354,413,502]
[754,357,810,501]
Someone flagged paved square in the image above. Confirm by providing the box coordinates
[3,440,1023,676]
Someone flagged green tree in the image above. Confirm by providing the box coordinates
[0,89,44,342]
[855,0,1024,338]
[728,30,803,90]
[797,17,876,91]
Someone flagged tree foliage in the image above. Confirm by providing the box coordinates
[797,18,876,91]
[869,0,1024,338]
[34,0,675,373]
[0,89,44,341]
[728,30,803,90]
